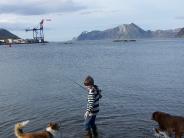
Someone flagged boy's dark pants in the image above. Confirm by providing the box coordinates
[84,115,98,136]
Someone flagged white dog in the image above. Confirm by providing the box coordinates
[15,120,61,138]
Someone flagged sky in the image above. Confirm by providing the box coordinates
[0,0,184,41]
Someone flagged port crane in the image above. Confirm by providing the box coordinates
[25,19,51,43]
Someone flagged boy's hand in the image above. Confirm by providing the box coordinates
[84,111,89,119]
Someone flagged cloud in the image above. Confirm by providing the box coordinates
[0,23,27,31]
[0,13,48,31]
[0,0,87,15]
[79,9,120,15]
[175,16,184,20]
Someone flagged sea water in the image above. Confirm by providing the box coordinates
[0,39,184,138]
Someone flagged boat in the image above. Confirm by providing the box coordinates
[113,39,136,42]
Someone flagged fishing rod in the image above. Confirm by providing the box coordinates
[64,76,87,91]
[64,75,103,100]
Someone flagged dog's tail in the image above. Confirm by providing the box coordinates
[15,120,29,137]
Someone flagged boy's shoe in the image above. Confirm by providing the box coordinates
[92,126,98,137]
[84,130,92,138]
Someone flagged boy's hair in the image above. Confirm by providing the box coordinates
[84,75,94,86]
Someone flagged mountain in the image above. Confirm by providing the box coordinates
[77,23,151,40]
[76,23,180,40]
[176,28,184,37]
[151,28,180,38]
[0,29,19,39]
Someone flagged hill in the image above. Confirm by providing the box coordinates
[0,29,19,39]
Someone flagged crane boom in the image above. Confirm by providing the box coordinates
[25,19,51,43]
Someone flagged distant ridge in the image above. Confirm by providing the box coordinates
[0,28,19,39]
[151,28,180,38]
[76,23,181,40]
[176,28,184,37]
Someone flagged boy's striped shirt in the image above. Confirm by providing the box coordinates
[87,87,101,115]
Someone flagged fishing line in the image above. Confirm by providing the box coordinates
[64,75,87,91]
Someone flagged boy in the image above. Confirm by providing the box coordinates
[83,75,102,138]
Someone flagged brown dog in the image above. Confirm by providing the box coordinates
[152,111,184,138]
[15,120,60,138]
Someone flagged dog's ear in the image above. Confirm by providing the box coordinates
[48,122,60,130]
[152,111,159,120]
[48,122,53,127]
[52,123,60,130]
